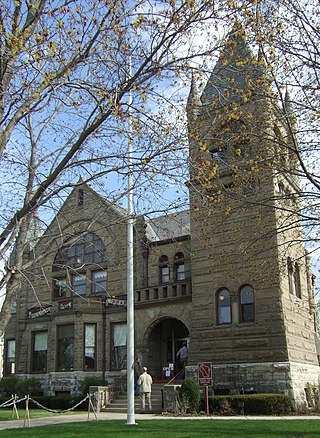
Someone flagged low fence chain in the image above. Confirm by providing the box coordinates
[29,394,89,413]
[0,394,89,414]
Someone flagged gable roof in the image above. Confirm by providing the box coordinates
[145,210,190,241]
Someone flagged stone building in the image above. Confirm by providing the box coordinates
[3,28,319,407]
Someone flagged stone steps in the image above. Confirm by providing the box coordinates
[102,384,164,414]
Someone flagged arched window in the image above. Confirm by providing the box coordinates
[174,252,185,282]
[294,262,301,299]
[239,285,255,323]
[216,288,232,325]
[159,255,169,284]
[53,233,106,271]
[52,233,107,298]
[287,257,294,295]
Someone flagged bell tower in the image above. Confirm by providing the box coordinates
[186,26,319,404]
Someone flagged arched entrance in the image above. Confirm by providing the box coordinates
[143,317,189,380]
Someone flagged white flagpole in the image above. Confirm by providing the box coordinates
[126,55,136,426]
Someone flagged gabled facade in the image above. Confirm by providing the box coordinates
[3,28,319,407]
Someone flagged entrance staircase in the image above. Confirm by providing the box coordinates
[101,383,164,414]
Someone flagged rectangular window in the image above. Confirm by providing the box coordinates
[111,323,127,370]
[72,274,86,296]
[176,264,185,281]
[84,324,96,371]
[161,266,169,283]
[91,270,107,294]
[5,339,15,375]
[32,331,48,372]
[57,325,74,371]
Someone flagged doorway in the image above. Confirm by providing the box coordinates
[144,317,189,379]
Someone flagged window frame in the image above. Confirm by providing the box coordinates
[31,331,48,373]
[159,255,170,284]
[4,339,15,376]
[83,323,97,371]
[287,257,294,295]
[110,322,127,371]
[71,273,87,296]
[294,262,301,299]
[53,277,68,298]
[174,252,186,282]
[91,270,107,295]
[56,324,74,372]
[239,284,255,323]
[216,288,232,325]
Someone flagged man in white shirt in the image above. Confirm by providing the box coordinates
[137,366,153,413]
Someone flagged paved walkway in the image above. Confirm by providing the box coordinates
[0,412,320,430]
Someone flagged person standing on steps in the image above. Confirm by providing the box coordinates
[133,357,142,396]
[176,342,188,378]
[137,366,153,413]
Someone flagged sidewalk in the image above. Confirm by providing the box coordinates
[0,412,320,430]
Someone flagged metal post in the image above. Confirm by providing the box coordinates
[126,56,136,426]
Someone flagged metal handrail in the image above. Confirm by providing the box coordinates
[164,369,184,386]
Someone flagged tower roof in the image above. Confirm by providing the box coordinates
[200,27,265,108]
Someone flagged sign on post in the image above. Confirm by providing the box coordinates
[198,362,212,415]
[198,362,212,387]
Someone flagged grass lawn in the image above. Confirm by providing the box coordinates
[0,419,319,437]
[0,409,84,421]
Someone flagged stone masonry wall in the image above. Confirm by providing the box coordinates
[185,361,320,409]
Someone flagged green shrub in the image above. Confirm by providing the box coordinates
[209,394,294,416]
[179,379,200,413]
[78,376,107,397]
[0,376,20,397]
[17,378,42,396]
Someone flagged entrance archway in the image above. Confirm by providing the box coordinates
[143,317,189,380]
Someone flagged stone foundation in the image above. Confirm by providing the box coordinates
[20,371,123,397]
[162,384,181,413]
[185,361,320,409]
